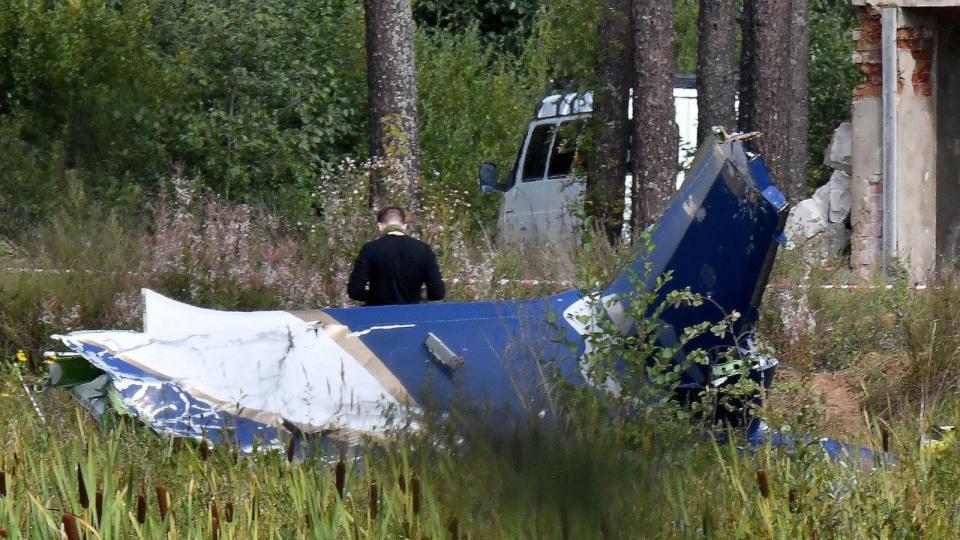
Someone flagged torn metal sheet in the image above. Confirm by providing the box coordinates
[51,138,789,450]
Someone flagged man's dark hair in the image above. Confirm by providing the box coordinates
[377,207,406,224]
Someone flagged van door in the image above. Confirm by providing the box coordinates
[499,119,585,245]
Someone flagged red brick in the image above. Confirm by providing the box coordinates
[860,63,882,76]
[911,49,931,62]
[856,39,881,51]
[897,38,918,50]
[896,27,925,40]
[862,8,881,22]
[902,37,933,51]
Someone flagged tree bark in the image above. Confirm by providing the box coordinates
[587,0,632,243]
[739,0,794,199]
[364,0,422,213]
[785,0,809,199]
[738,0,757,137]
[696,0,737,145]
[632,0,676,230]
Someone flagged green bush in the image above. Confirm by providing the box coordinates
[809,0,862,189]
[0,0,371,225]
[0,0,172,196]
[0,179,145,361]
[413,0,539,54]
[0,121,68,233]
[416,28,533,220]
[152,0,368,212]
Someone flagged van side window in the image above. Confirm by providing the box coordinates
[547,121,583,178]
[521,125,553,182]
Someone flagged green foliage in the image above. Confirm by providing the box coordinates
[809,0,862,189]
[756,249,960,426]
[0,0,370,228]
[0,121,68,233]
[568,232,759,442]
[801,285,906,373]
[5,290,960,537]
[888,271,960,421]
[675,0,699,74]
[0,177,142,359]
[521,0,600,91]
[416,28,533,219]
[152,0,368,211]
[413,0,539,54]
[0,0,171,206]
[0,0,865,231]
[759,250,906,373]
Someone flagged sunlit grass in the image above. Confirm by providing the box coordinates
[1,372,959,539]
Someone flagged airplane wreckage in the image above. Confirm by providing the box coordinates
[49,137,793,454]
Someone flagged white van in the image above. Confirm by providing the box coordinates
[479,76,699,245]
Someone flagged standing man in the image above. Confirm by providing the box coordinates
[347,207,445,306]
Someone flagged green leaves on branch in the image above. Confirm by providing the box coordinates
[567,259,761,442]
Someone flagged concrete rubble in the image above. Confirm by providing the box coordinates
[784,123,853,262]
[823,121,852,174]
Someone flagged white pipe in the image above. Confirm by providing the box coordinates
[881,7,898,274]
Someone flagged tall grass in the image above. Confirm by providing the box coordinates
[2,363,960,538]
[7,176,960,537]
[1,170,601,364]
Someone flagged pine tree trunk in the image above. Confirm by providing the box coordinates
[632,0,676,230]
[587,0,632,243]
[739,0,793,199]
[738,0,757,136]
[364,0,422,213]
[785,0,809,198]
[696,0,737,145]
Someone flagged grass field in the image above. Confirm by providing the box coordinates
[3,201,960,538]
[2,369,959,539]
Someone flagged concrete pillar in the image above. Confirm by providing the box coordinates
[851,6,942,280]
[851,7,884,275]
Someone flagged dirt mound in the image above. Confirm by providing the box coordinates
[770,352,908,441]
[810,370,866,438]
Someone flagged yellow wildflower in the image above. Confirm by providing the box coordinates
[16,350,28,363]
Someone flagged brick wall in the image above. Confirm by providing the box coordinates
[898,26,934,96]
[853,7,882,99]
[850,6,883,275]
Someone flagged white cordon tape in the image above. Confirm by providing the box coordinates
[2,267,144,276]
[1,268,933,291]
[447,277,574,288]
[774,283,932,291]
[2,267,573,288]
[817,283,929,291]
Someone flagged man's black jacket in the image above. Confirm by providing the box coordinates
[347,233,445,306]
